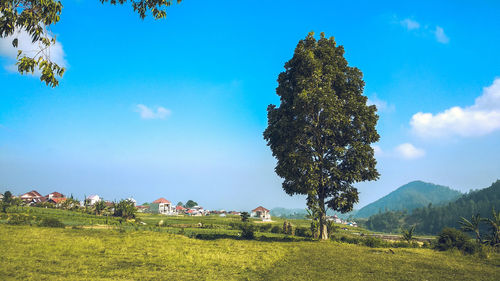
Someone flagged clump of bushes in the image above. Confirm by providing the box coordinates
[6,214,34,225]
[434,227,484,255]
[39,217,65,228]
[363,236,385,248]
[295,226,312,238]
[435,227,469,251]
[256,223,272,232]
[238,223,255,239]
[283,221,294,235]
[270,225,282,234]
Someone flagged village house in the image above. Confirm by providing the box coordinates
[136,205,149,213]
[175,205,186,214]
[187,205,207,216]
[19,190,44,205]
[46,192,65,199]
[251,206,271,221]
[47,197,66,207]
[149,198,175,215]
[86,195,101,206]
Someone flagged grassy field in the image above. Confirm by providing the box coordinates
[1,208,499,280]
[1,224,499,280]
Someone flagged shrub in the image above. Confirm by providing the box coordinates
[337,235,363,245]
[258,223,272,232]
[462,240,480,255]
[326,221,339,237]
[270,225,282,234]
[239,222,255,239]
[39,217,65,228]
[436,227,469,251]
[392,241,410,248]
[363,236,385,248]
[295,226,312,238]
[6,214,34,225]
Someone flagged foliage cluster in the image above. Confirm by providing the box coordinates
[264,32,380,240]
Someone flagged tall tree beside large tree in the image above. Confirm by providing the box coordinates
[264,32,380,240]
[0,0,182,87]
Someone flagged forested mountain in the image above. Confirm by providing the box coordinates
[355,181,462,218]
[364,180,500,234]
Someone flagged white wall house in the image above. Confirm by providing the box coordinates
[251,206,271,221]
[86,195,101,206]
[150,198,175,215]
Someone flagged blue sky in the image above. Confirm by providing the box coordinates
[1,0,500,210]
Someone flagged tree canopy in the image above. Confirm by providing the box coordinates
[184,200,198,209]
[263,32,380,240]
[0,0,182,87]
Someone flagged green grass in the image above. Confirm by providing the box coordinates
[1,224,499,280]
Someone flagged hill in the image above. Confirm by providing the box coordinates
[365,180,500,234]
[355,181,462,218]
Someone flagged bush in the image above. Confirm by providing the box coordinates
[270,225,282,234]
[239,222,255,239]
[257,223,272,232]
[363,236,384,248]
[392,241,410,248]
[436,227,469,251]
[337,235,363,245]
[6,214,34,225]
[462,240,480,255]
[295,226,312,238]
[39,217,65,228]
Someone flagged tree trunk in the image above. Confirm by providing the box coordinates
[319,196,328,240]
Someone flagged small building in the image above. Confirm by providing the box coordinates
[46,192,65,199]
[47,197,66,207]
[86,195,101,206]
[251,206,271,221]
[175,205,186,214]
[136,205,149,213]
[20,190,44,205]
[149,198,175,215]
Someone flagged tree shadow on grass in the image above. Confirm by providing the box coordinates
[193,233,314,243]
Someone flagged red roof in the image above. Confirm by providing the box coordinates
[153,198,171,204]
[20,190,42,198]
[252,206,269,212]
[49,197,66,204]
[47,192,65,198]
[175,205,186,210]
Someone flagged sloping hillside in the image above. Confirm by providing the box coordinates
[355,181,462,218]
[365,180,500,234]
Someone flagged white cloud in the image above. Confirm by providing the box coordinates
[396,17,450,44]
[0,28,67,73]
[411,78,500,138]
[372,145,383,156]
[401,18,420,30]
[395,143,425,159]
[135,104,171,119]
[367,94,395,113]
[434,26,449,44]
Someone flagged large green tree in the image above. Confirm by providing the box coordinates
[0,0,182,87]
[264,32,380,240]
